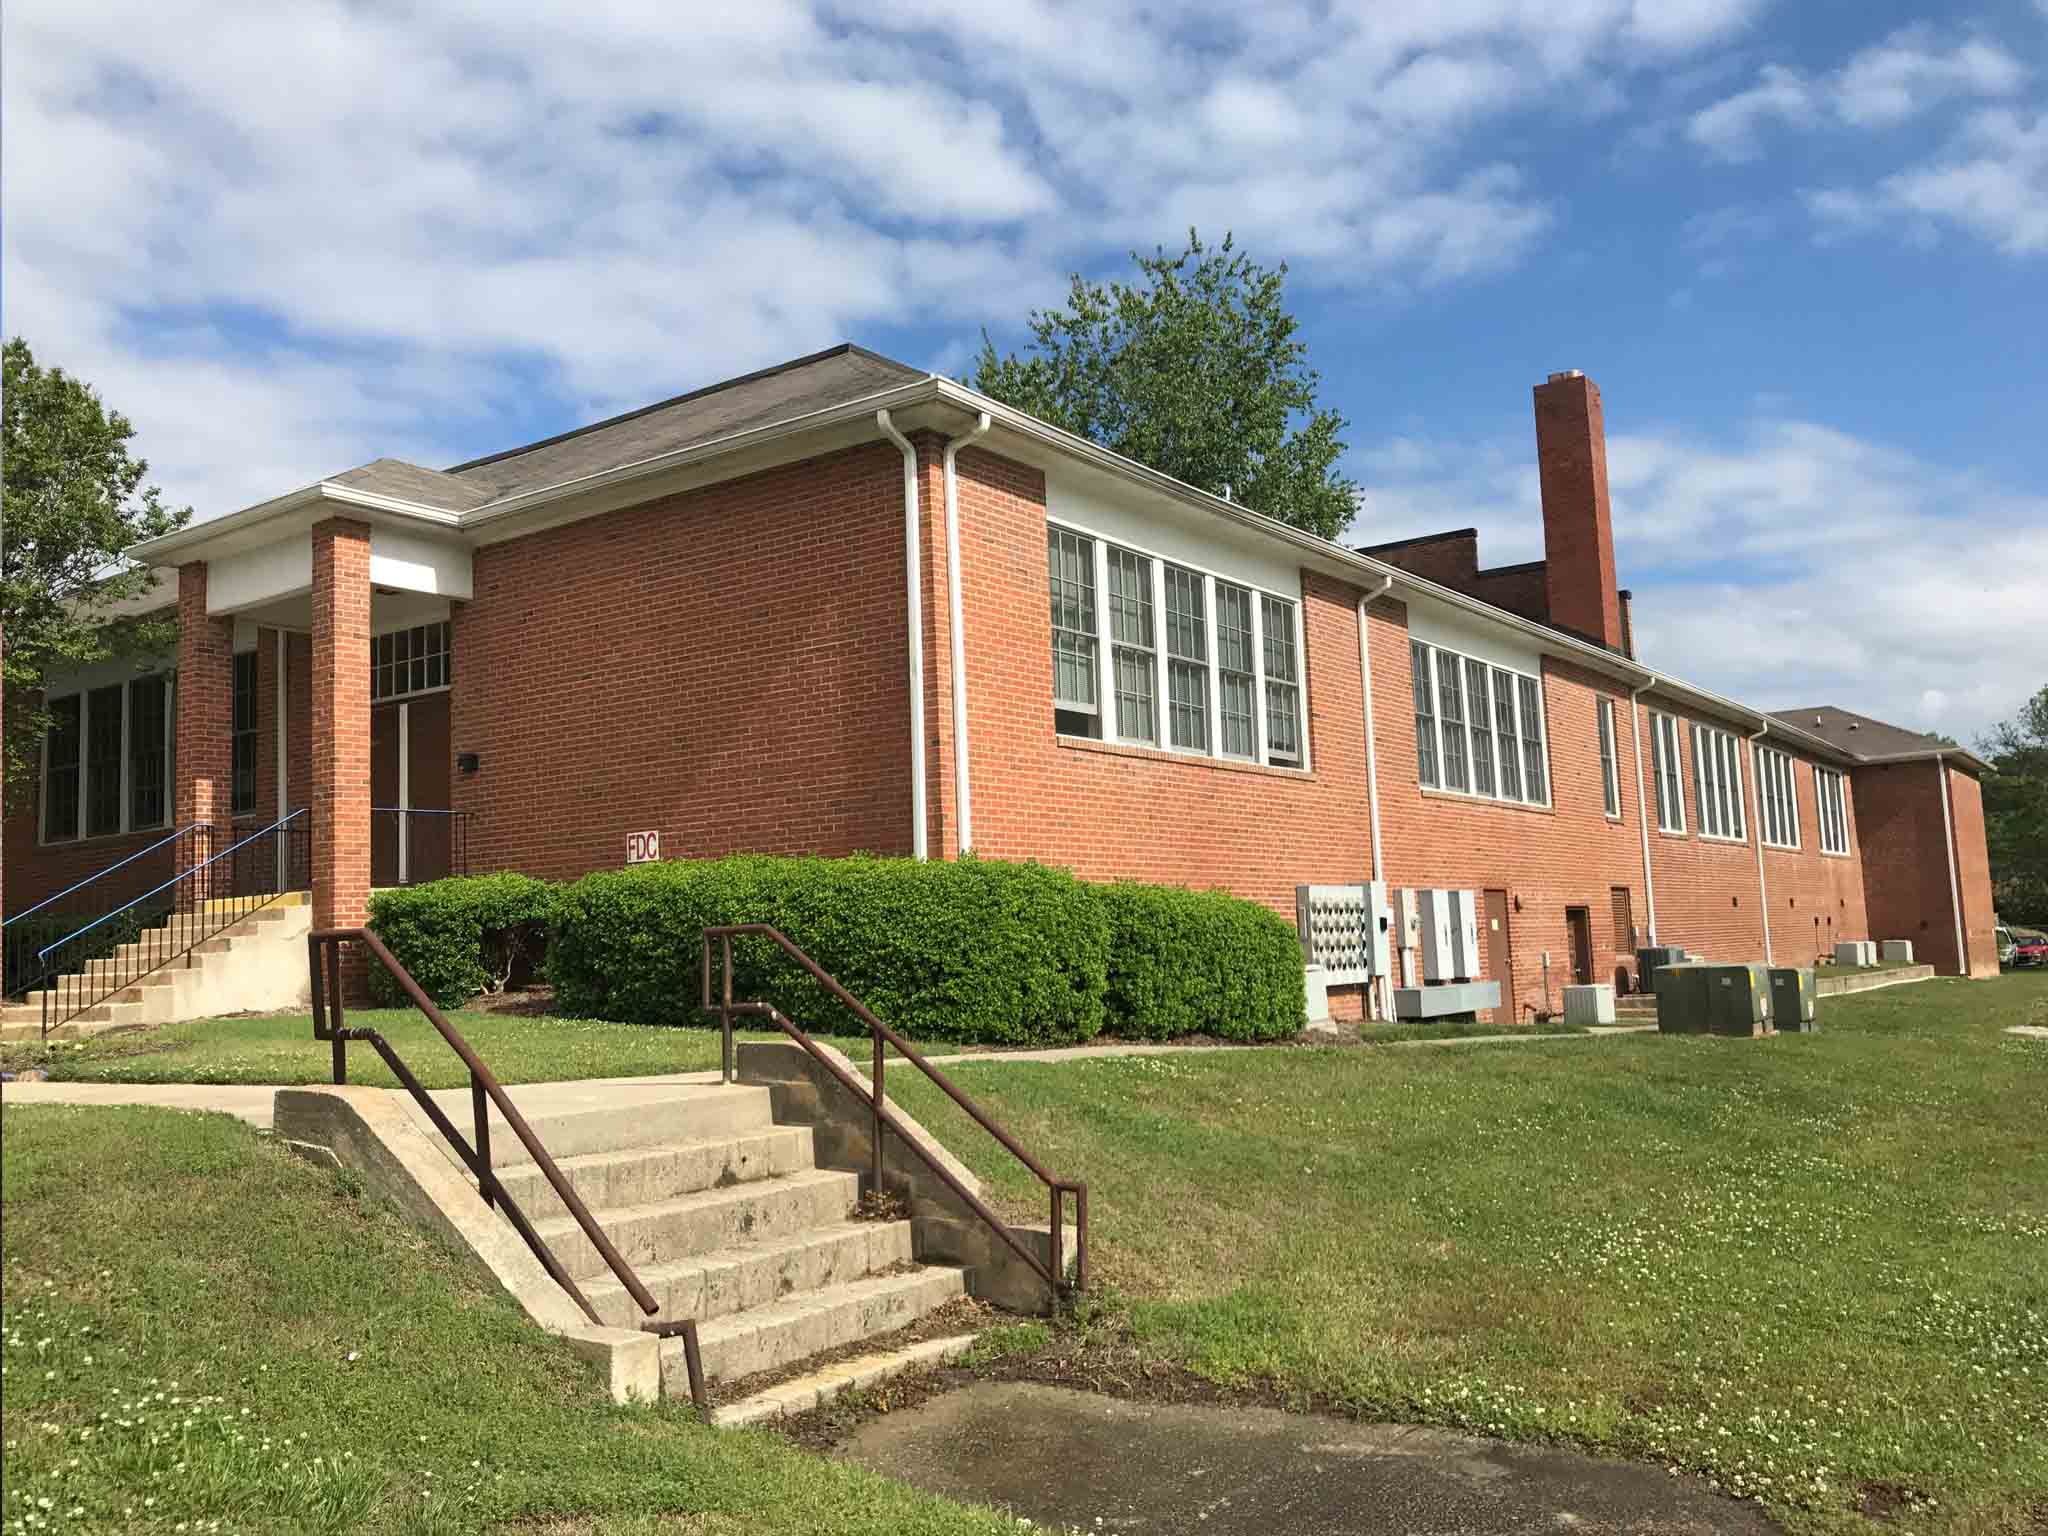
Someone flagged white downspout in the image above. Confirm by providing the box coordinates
[1629,679,1658,947]
[941,412,992,854]
[1355,576,1395,1021]
[1936,754,1966,975]
[877,410,928,861]
[275,629,289,888]
[1746,725,1772,965]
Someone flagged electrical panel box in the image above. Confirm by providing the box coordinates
[1448,890,1481,980]
[1366,879,1392,980]
[1706,963,1770,1036]
[1654,962,1711,1033]
[1418,889,1456,982]
[1768,966,1816,1031]
[1394,888,1420,949]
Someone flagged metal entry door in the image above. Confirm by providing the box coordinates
[1483,889,1513,1024]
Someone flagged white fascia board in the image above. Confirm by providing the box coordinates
[127,483,462,566]
[208,533,313,614]
[369,525,473,600]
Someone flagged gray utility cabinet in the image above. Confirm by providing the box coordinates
[1768,967,1816,1031]
[1656,962,1769,1036]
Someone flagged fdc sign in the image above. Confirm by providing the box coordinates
[625,830,660,864]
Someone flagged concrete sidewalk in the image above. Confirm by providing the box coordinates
[0,1080,282,1128]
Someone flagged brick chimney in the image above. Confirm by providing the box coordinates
[1532,370,1622,650]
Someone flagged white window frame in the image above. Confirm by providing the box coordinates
[1691,722,1747,842]
[1412,641,1439,788]
[1597,697,1621,820]
[1816,766,1851,856]
[39,675,176,846]
[370,619,452,704]
[1047,518,1309,771]
[1651,712,1687,834]
[1757,745,1801,850]
[1409,640,1549,808]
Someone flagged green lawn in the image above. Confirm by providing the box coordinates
[0,1105,1015,1534]
[885,974,2048,1535]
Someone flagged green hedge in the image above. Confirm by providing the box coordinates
[1099,881,1306,1041]
[550,855,1113,1046]
[366,873,558,1009]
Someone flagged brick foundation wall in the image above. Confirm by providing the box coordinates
[450,441,915,880]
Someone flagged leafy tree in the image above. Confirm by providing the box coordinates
[1980,685,2048,926]
[2,338,190,813]
[972,230,1358,541]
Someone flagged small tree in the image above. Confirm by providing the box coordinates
[2,338,190,813]
[972,231,1358,541]
[1980,685,2048,926]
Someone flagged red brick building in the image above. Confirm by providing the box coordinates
[3,347,2001,1023]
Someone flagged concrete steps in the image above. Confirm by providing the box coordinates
[453,1081,967,1392]
[1,895,312,1040]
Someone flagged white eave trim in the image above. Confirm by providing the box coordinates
[128,481,464,564]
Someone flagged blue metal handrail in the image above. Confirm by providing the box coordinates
[3,823,203,930]
[38,809,308,963]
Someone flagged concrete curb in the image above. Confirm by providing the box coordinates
[710,1332,982,1428]
[271,1085,660,1404]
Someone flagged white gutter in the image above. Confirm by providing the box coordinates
[1936,754,1966,974]
[1746,725,1772,965]
[1629,679,1658,947]
[941,412,993,853]
[877,410,928,861]
[1355,575,1396,1021]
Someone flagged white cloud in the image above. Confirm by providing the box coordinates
[1687,28,2025,160]
[1351,413,2048,742]
[1809,108,2048,255]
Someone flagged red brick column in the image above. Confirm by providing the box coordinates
[311,519,372,995]
[176,563,236,891]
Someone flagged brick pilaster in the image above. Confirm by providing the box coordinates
[176,564,236,888]
[311,519,372,994]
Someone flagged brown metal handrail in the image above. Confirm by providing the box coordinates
[308,928,710,1409]
[702,924,1088,1302]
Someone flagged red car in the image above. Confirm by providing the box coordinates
[2014,937,2048,969]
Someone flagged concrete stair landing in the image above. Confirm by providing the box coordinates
[418,1081,967,1397]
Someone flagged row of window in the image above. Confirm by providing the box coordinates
[41,624,457,844]
[1410,641,1550,807]
[1048,527,1303,768]
[1650,713,1851,855]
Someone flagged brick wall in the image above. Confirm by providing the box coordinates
[1532,373,1622,650]
[175,563,234,839]
[311,520,372,952]
[450,440,916,879]
[1854,759,1996,977]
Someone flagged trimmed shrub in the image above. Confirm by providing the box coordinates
[367,873,558,1008]
[1099,881,1306,1041]
[550,854,1110,1046]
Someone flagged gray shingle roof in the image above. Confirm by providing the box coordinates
[443,344,925,501]
[326,458,494,513]
[1769,705,1952,760]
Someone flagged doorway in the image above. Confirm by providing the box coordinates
[1483,889,1513,1025]
[370,694,452,886]
[1566,906,1595,987]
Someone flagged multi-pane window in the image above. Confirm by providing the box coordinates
[1692,723,1746,841]
[232,650,259,816]
[1047,528,1099,730]
[40,677,175,843]
[1437,649,1468,792]
[129,676,169,831]
[1597,697,1620,818]
[370,621,451,703]
[1758,746,1800,849]
[1106,547,1157,744]
[1651,712,1686,833]
[1816,767,1851,855]
[1409,641,1547,806]
[1044,525,1306,770]
[1262,596,1302,766]
[1412,642,1438,788]
[1517,675,1547,805]
[1492,667,1522,801]
[85,684,125,837]
[1466,660,1495,797]
[1216,583,1259,760]
[1163,564,1209,752]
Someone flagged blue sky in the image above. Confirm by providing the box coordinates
[5,0,2044,739]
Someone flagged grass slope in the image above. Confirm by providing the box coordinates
[886,975,2048,1535]
[0,1105,1012,1535]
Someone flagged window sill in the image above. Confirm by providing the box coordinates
[1655,826,1689,840]
[38,823,172,850]
[1760,841,1803,854]
[1820,848,1854,860]
[1418,786,1554,816]
[1055,734,1312,779]
[1698,832,1749,846]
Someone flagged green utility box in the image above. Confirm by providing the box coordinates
[1705,963,1770,1036]
[1654,962,1713,1033]
[1768,966,1817,1032]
